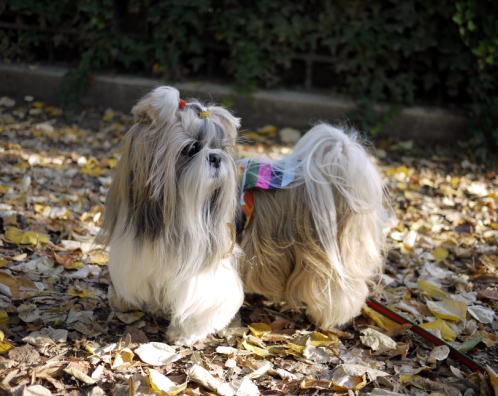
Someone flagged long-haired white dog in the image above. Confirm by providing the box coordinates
[103,86,388,344]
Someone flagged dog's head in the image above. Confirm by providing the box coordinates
[104,86,240,246]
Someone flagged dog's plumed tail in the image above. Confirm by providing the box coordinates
[291,124,385,280]
[241,124,387,329]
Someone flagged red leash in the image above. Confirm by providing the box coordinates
[366,298,485,373]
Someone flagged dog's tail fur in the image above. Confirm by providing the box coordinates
[290,124,386,280]
[284,123,387,327]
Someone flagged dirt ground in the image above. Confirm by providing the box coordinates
[0,97,496,395]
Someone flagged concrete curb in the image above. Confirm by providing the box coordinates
[0,62,468,139]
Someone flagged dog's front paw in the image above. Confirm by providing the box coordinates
[166,326,206,346]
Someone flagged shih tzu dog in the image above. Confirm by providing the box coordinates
[102,86,388,345]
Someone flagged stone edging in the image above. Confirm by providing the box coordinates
[0,62,467,139]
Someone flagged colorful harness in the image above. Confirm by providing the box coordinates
[239,159,298,229]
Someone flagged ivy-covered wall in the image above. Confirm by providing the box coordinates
[0,0,496,146]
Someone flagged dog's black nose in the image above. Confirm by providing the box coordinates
[208,153,221,168]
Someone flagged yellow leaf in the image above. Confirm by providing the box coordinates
[308,331,339,347]
[385,165,409,176]
[34,204,48,213]
[300,378,340,391]
[432,246,449,262]
[88,250,108,265]
[242,131,263,141]
[398,182,409,191]
[68,261,86,270]
[102,109,115,122]
[248,322,272,338]
[107,158,118,168]
[0,310,8,327]
[45,106,62,116]
[258,125,277,137]
[241,338,270,357]
[85,344,95,354]
[32,101,45,108]
[4,227,49,245]
[147,368,187,395]
[111,347,134,369]
[450,177,460,188]
[269,343,305,356]
[80,166,103,177]
[0,186,9,194]
[0,330,13,354]
[66,285,95,298]
[400,374,424,388]
[486,365,498,395]
[420,319,457,341]
[362,305,399,331]
[417,280,447,298]
[427,299,467,321]
[0,259,6,268]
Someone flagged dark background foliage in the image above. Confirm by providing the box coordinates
[0,0,496,148]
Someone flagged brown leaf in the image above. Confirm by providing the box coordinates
[8,344,40,364]
[478,288,498,300]
[0,271,39,300]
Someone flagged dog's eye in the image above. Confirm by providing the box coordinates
[182,141,201,157]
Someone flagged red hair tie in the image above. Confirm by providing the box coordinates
[179,99,187,109]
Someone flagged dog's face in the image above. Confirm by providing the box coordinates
[104,87,240,246]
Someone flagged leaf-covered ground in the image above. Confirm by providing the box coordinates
[0,96,496,396]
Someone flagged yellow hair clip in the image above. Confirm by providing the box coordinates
[199,111,210,118]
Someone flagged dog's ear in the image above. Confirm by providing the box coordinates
[208,106,241,138]
[132,86,180,126]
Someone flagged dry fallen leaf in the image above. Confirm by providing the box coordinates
[134,342,181,365]
[0,271,39,299]
[362,305,399,330]
[187,364,234,396]
[66,285,96,298]
[4,227,50,245]
[420,319,457,341]
[360,328,397,353]
[248,322,272,338]
[426,298,467,321]
[146,368,187,395]
[427,345,450,364]
[432,246,449,262]
[467,305,495,324]
[64,364,96,385]
[88,250,108,265]
[417,280,447,298]
[0,329,14,353]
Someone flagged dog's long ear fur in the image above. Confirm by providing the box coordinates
[132,86,180,126]
[101,86,182,244]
